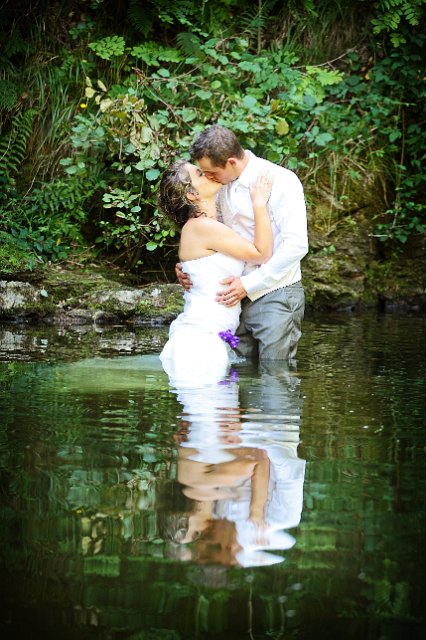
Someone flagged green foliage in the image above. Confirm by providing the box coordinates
[0,109,37,182]
[375,166,426,242]
[89,36,127,60]
[0,231,39,273]
[10,226,70,263]
[56,20,424,257]
[0,154,102,268]
[372,0,426,46]
[127,0,156,37]
[0,79,20,111]
[62,36,347,260]
[0,0,424,274]
[130,43,183,66]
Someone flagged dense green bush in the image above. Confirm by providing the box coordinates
[0,0,424,273]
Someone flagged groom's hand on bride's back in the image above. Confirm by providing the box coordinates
[175,262,192,291]
[216,276,247,306]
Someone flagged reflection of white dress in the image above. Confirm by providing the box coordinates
[160,253,244,386]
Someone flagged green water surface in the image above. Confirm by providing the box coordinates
[0,313,425,640]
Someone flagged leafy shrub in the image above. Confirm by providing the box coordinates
[0,0,424,274]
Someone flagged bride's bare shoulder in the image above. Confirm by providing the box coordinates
[183,216,221,234]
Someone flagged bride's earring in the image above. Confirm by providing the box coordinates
[186,189,199,202]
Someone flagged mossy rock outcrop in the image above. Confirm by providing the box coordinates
[0,265,183,325]
[303,217,426,312]
[304,220,376,310]
[1,220,425,325]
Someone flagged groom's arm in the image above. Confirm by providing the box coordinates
[175,263,192,290]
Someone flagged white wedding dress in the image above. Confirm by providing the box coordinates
[160,253,244,386]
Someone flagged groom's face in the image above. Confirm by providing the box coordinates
[196,156,239,185]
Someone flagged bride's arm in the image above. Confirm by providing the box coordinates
[249,173,274,263]
[191,174,273,263]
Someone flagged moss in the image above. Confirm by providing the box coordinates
[134,299,152,314]
[19,300,57,316]
[134,290,183,318]
[367,254,426,299]
[42,266,122,304]
[0,241,38,275]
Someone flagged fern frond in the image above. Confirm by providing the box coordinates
[128,0,155,37]
[240,0,277,28]
[0,108,37,181]
[0,79,20,111]
[3,29,29,58]
[176,32,202,58]
[131,42,183,67]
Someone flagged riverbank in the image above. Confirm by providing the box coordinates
[1,222,425,325]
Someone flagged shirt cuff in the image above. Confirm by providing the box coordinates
[241,271,265,300]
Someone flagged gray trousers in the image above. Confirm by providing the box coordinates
[235,282,305,361]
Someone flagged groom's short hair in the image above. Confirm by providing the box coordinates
[190,125,244,167]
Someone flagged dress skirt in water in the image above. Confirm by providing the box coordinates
[160,253,245,386]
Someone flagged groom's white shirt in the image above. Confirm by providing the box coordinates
[217,151,308,302]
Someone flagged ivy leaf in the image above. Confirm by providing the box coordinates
[275,118,289,136]
[149,145,160,160]
[267,149,281,163]
[140,127,153,143]
[315,132,334,146]
[181,108,196,122]
[99,98,113,112]
[306,66,343,86]
[238,61,260,72]
[145,241,158,251]
[233,120,250,132]
[157,68,170,78]
[303,94,317,107]
[242,95,257,109]
[146,168,160,181]
[196,89,212,100]
[389,130,401,142]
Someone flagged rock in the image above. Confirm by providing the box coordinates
[0,262,185,325]
[0,280,55,319]
[303,219,377,310]
[1,221,425,323]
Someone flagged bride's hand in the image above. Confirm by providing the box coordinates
[249,173,273,208]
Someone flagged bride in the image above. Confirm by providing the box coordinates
[157,160,272,385]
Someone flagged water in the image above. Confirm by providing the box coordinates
[0,313,425,640]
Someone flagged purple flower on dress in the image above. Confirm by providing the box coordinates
[218,329,240,349]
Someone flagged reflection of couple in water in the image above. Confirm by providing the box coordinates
[157,126,308,566]
[160,363,306,568]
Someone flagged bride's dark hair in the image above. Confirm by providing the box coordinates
[157,160,201,227]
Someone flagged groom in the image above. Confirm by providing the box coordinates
[178,125,308,361]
